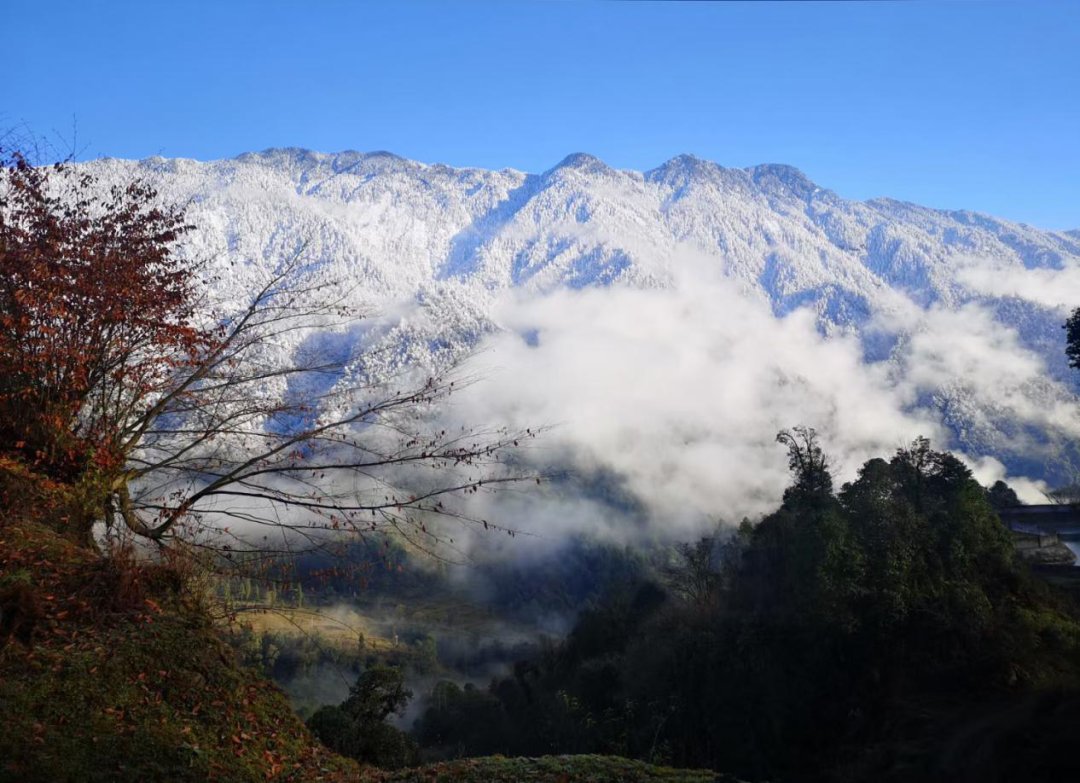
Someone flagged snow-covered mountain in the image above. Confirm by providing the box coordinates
[84,149,1080,515]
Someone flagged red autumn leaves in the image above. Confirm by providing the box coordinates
[0,153,208,478]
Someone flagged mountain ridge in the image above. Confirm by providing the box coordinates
[125,146,1080,233]
[79,148,1080,495]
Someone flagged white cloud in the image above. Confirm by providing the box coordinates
[960,454,1051,505]
[956,258,1080,311]
[440,255,1080,547]
[451,260,942,542]
[881,302,1080,459]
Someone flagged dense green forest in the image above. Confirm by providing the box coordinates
[297,433,1080,782]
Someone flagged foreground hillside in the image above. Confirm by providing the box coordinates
[0,461,725,783]
[0,460,355,782]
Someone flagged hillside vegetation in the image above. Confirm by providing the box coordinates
[7,414,1080,782]
[0,459,729,782]
[0,459,360,782]
[404,436,1080,781]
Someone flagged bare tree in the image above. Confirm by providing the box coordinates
[119,250,533,559]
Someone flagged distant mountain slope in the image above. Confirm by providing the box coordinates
[82,149,1080,503]
[87,148,1080,328]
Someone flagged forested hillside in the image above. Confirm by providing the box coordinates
[400,435,1080,782]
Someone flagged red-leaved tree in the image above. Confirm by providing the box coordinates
[0,150,530,555]
[0,153,203,477]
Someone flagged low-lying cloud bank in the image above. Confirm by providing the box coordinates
[956,258,1080,311]
[186,251,1080,556]
[444,259,1080,547]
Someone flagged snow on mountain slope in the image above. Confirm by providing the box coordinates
[83,149,1080,520]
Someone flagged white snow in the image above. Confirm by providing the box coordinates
[81,149,1080,507]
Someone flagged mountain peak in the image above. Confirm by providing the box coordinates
[748,164,819,200]
[233,147,420,175]
[647,154,720,180]
[547,153,612,176]
[660,153,709,170]
[230,147,314,168]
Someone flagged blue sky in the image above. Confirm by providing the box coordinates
[5,1,1078,228]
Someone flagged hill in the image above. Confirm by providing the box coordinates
[0,458,359,782]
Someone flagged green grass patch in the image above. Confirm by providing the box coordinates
[373,755,733,782]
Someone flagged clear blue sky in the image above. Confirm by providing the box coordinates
[5,1,1078,229]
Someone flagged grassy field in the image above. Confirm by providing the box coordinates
[228,594,541,662]
[236,604,393,652]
